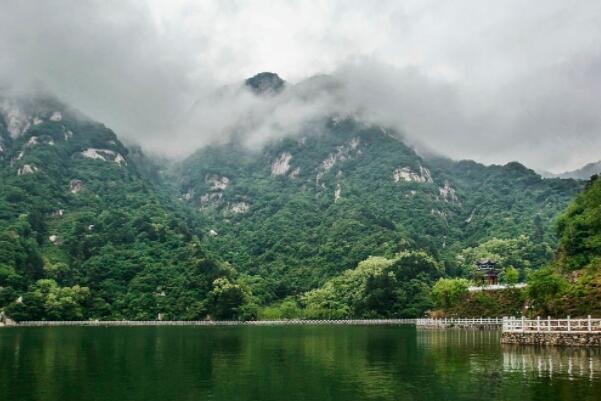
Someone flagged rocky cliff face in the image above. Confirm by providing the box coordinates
[0,97,71,139]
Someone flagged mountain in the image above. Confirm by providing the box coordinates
[0,95,252,321]
[0,74,587,320]
[171,86,582,302]
[244,72,286,95]
[556,161,601,180]
[537,160,601,180]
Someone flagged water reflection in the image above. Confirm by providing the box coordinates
[416,327,501,347]
[1,326,600,401]
[417,328,601,380]
[503,345,601,381]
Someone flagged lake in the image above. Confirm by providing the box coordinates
[1,325,600,401]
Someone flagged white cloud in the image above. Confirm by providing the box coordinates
[1,0,600,172]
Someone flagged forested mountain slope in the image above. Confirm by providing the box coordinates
[0,95,249,321]
[173,113,581,301]
[432,174,601,319]
[0,80,585,321]
[530,174,601,316]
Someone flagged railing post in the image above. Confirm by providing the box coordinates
[588,315,592,332]
[567,316,571,332]
[521,316,525,332]
[537,316,540,332]
[547,316,551,332]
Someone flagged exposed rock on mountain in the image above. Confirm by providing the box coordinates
[393,165,433,184]
[173,115,581,295]
[271,152,292,176]
[0,94,244,321]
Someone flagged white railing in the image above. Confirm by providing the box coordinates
[415,317,503,327]
[6,319,418,327]
[468,283,527,292]
[503,316,601,333]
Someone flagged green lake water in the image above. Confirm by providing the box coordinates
[1,326,600,401]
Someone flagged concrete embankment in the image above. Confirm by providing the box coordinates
[501,332,601,346]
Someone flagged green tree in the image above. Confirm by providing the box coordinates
[556,175,601,270]
[527,268,567,314]
[503,266,519,285]
[301,252,441,318]
[431,278,469,310]
[207,277,250,320]
[4,279,91,321]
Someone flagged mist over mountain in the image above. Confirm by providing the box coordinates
[1,1,601,172]
[1,0,600,321]
[540,161,601,180]
[0,87,583,319]
[0,94,252,320]
[5,9,601,401]
[170,108,580,297]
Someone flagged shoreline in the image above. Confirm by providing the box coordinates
[2,319,419,327]
[1,317,509,328]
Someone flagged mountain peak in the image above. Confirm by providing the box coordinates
[0,94,69,139]
[558,160,601,180]
[244,72,285,95]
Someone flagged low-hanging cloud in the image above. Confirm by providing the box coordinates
[1,0,600,172]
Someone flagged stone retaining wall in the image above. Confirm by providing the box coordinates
[501,331,601,346]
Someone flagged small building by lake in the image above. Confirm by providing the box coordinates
[477,259,501,285]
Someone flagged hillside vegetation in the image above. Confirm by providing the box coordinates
[431,175,601,318]
[534,175,601,316]
[0,96,252,320]
[173,117,579,304]
[0,86,589,321]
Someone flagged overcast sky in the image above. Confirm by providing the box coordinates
[1,0,600,172]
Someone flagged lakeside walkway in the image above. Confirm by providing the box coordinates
[5,319,418,327]
[4,318,503,328]
[6,317,600,346]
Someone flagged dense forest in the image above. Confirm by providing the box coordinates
[173,110,579,314]
[0,83,594,321]
[431,175,601,318]
[0,97,252,321]
[536,174,601,316]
